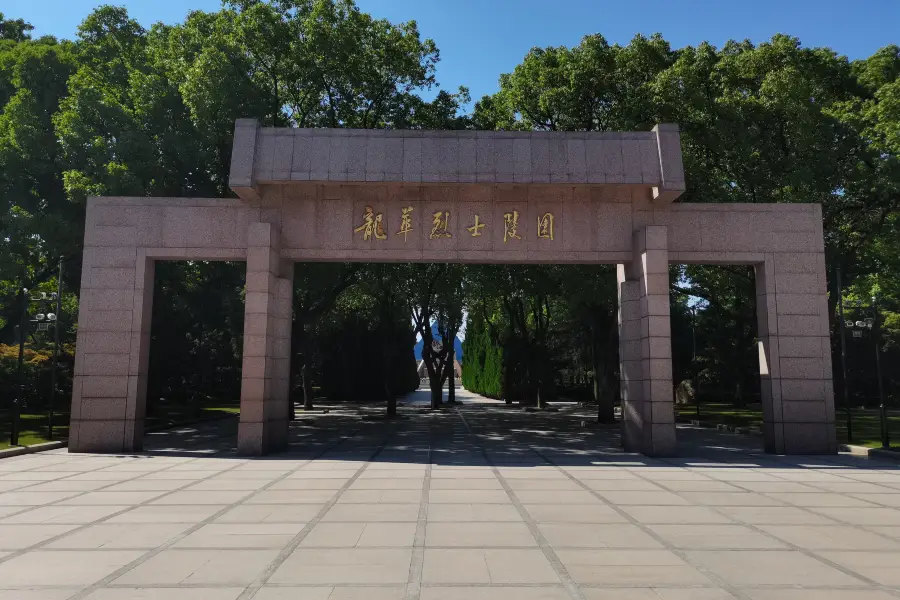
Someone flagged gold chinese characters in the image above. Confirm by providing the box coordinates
[353,206,386,241]
[353,206,556,243]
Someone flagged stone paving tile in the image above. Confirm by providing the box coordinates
[425,522,536,547]
[581,589,737,600]
[539,523,663,549]
[348,477,424,490]
[594,490,690,505]
[101,479,188,492]
[742,589,896,599]
[151,490,249,505]
[764,492,879,508]
[522,503,627,524]
[269,548,413,584]
[214,504,318,523]
[107,505,227,523]
[850,492,900,507]
[0,491,81,505]
[1,505,127,524]
[555,549,711,586]
[0,589,82,600]
[426,503,523,522]
[648,524,788,549]
[0,549,144,586]
[757,524,900,550]
[428,490,511,503]
[715,505,840,525]
[684,550,866,586]
[58,490,170,505]
[255,587,406,600]
[810,507,900,526]
[114,548,280,585]
[818,551,900,585]
[428,478,503,490]
[173,523,306,548]
[46,523,192,549]
[421,587,571,600]
[337,489,422,503]
[679,492,785,506]
[322,503,420,522]
[300,522,417,547]
[619,505,733,524]
[85,589,245,600]
[0,523,79,549]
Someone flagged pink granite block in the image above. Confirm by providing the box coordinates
[647,379,672,403]
[778,315,825,337]
[780,357,826,380]
[647,358,673,381]
[79,397,128,421]
[328,135,348,181]
[291,133,312,181]
[776,294,820,316]
[83,310,133,333]
[566,138,586,181]
[781,400,829,423]
[240,377,268,405]
[774,252,823,274]
[778,336,824,358]
[80,289,133,312]
[600,140,624,184]
[83,246,137,269]
[530,135,550,183]
[245,292,274,316]
[621,139,642,184]
[244,313,273,337]
[272,133,295,180]
[79,332,132,355]
[648,424,676,456]
[641,251,668,275]
[81,376,129,398]
[651,400,674,424]
[246,271,276,293]
[512,138,531,183]
[131,288,153,334]
[763,421,785,454]
[346,135,367,181]
[82,354,130,377]
[782,423,833,454]
[639,138,661,185]
[781,379,826,402]
[69,420,127,453]
[243,334,274,358]
[403,137,422,182]
[237,422,265,456]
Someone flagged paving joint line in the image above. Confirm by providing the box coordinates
[236,426,395,600]
[405,441,432,600]
[64,424,365,600]
[0,454,223,563]
[617,453,896,595]
[454,406,587,600]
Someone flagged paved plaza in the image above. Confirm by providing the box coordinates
[2,394,900,600]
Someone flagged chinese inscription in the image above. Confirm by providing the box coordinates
[466,215,486,237]
[354,206,386,241]
[503,210,521,243]
[537,212,554,240]
[430,211,452,239]
[397,206,414,241]
[353,206,556,244]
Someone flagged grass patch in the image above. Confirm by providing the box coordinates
[678,402,900,450]
[1,402,240,450]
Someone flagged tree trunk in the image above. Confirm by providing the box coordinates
[301,361,314,411]
[430,378,442,409]
[592,313,615,423]
[445,348,456,403]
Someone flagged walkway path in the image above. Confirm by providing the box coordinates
[0,391,899,599]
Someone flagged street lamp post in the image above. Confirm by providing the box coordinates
[846,298,890,449]
[690,305,699,417]
[872,297,888,449]
[835,266,852,443]
[12,288,27,446]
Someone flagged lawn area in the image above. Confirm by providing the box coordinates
[1,403,240,450]
[678,402,900,450]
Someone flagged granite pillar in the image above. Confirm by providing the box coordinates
[238,221,293,456]
[617,226,675,456]
[756,248,836,454]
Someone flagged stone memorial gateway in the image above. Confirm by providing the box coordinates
[70,119,835,457]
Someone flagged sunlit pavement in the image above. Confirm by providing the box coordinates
[1,392,899,600]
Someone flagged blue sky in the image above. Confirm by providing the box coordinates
[6,0,899,105]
